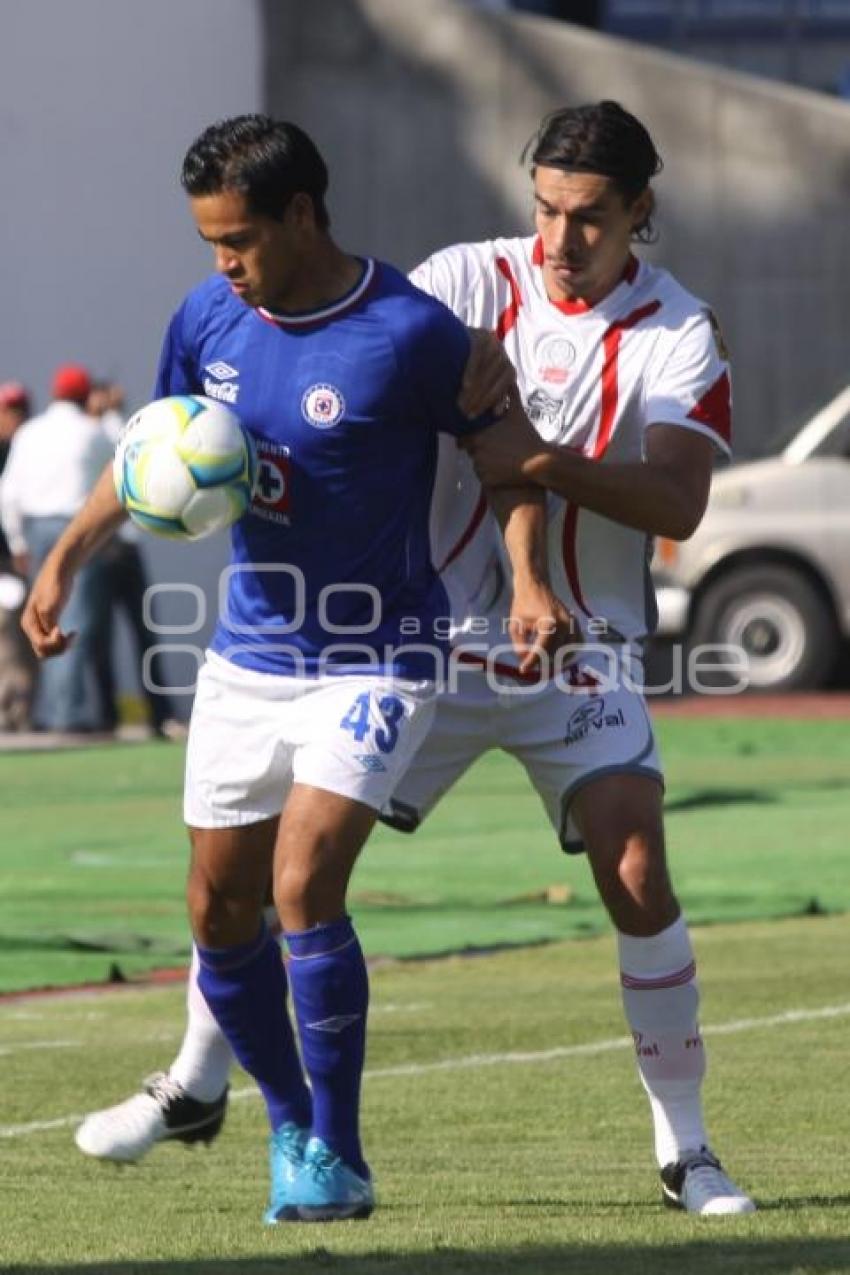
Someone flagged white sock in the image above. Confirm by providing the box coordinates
[168,947,236,1102]
[617,916,708,1167]
[168,907,279,1102]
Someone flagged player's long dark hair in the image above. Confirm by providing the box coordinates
[523,101,663,242]
[181,114,330,229]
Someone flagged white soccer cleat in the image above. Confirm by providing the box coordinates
[74,1071,228,1163]
[660,1148,756,1215]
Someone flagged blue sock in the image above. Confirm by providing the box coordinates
[285,916,369,1178]
[196,925,311,1133]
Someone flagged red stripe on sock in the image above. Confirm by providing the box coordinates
[620,960,696,991]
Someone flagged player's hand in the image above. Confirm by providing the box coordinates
[508,580,581,675]
[458,329,517,418]
[20,563,76,659]
[464,407,550,487]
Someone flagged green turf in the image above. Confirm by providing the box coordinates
[2,717,850,992]
[0,916,848,1272]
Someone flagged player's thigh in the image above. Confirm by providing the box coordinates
[571,772,677,933]
[187,816,279,944]
[278,675,437,924]
[274,784,377,923]
[183,652,297,829]
[292,674,437,817]
[505,678,662,854]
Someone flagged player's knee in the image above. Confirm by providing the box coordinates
[591,835,677,933]
[186,866,260,948]
[274,858,345,930]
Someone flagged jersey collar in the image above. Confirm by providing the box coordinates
[258,258,376,330]
[531,237,639,315]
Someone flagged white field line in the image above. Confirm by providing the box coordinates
[0,1040,79,1058]
[1,1001,847,1141]
[0,1008,428,1061]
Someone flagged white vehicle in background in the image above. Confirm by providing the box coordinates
[652,385,850,692]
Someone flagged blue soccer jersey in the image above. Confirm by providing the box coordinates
[154,259,490,679]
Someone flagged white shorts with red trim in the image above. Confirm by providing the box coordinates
[382,651,662,852]
[184,651,436,828]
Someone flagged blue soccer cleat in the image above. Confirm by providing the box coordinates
[263,1122,310,1224]
[292,1135,375,1222]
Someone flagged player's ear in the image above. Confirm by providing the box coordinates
[629,187,654,235]
[288,191,317,230]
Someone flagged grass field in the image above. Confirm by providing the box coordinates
[1,717,850,992]
[1,914,848,1273]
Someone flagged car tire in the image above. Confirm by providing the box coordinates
[689,564,839,692]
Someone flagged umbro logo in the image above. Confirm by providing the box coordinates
[355,755,387,773]
[205,360,239,381]
[306,1014,362,1034]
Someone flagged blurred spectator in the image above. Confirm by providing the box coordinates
[87,381,185,738]
[0,381,31,567]
[0,364,113,731]
[0,381,36,729]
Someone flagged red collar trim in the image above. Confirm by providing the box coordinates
[532,239,639,314]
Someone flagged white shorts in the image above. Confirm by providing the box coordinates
[382,653,662,853]
[184,651,437,828]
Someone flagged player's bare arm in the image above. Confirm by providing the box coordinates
[457,328,515,417]
[465,417,714,541]
[486,484,580,672]
[20,462,126,658]
[459,331,579,666]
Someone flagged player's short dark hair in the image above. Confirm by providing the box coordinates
[181,115,330,229]
[524,101,662,241]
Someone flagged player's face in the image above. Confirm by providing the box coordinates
[533,168,652,306]
[190,188,308,310]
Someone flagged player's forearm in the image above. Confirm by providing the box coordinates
[484,484,549,586]
[528,449,701,540]
[43,463,127,576]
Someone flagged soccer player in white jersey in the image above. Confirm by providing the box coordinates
[421,99,750,1216]
[20,115,561,1225]
[69,101,754,1217]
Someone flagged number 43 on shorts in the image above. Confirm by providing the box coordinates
[340,692,406,754]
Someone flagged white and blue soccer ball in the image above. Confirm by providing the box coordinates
[113,395,255,540]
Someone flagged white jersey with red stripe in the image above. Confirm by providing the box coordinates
[410,235,732,663]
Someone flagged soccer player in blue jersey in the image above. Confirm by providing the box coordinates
[21,115,566,1224]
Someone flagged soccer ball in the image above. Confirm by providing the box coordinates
[113,395,255,540]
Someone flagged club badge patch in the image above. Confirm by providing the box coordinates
[302,383,345,430]
[251,439,292,524]
[535,332,577,386]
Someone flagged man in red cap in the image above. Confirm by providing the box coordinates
[52,364,92,405]
[0,364,112,731]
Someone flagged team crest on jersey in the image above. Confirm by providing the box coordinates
[251,439,292,525]
[302,383,345,429]
[535,333,577,386]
